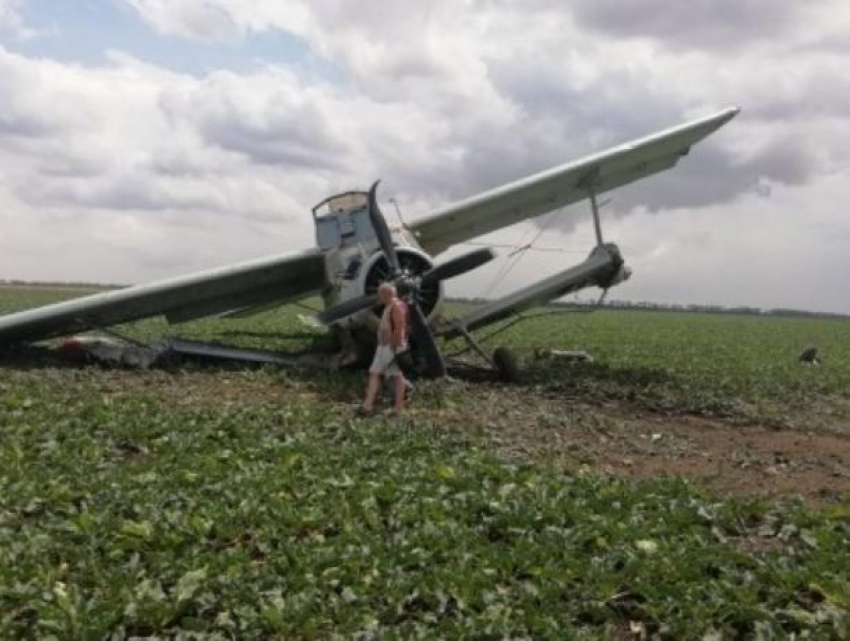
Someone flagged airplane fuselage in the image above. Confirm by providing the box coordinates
[312,191,445,363]
[0,109,739,360]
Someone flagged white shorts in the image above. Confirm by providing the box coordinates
[369,344,402,377]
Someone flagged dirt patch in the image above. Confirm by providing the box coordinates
[574,412,849,505]
[430,384,850,507]
[93,370,850,505]
[10,362,850,506]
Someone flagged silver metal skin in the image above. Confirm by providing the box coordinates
[0,108,739,377]
[410,108,739,255]
[447,243,629,335]
[0,249,325,344]
[319,184,498,377]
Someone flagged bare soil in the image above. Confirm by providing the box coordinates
[439,385,850,506]
[155,369,850,506]
[22,363,850,507]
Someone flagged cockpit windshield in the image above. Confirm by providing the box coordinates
[312,191,374,250]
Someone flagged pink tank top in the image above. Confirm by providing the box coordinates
[377,300,408,347]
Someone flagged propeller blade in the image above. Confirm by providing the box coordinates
[408,302,446,378]
[317,293,378,325]
[367,180,400,275]
[421,247,495,287]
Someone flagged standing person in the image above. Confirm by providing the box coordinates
[359,282,411,417]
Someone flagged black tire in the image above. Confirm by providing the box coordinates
[493,347,521,383]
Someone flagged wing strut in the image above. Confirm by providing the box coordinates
[589,189,604,247]
[578,167,605,247]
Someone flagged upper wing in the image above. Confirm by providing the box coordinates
[0,248,325,345]
[410,108,739,255]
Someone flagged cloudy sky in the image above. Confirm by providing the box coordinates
[1,1,849,313]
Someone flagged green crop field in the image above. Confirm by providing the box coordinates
[1,285,848,639]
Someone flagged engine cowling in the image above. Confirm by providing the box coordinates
[359,247,441,320]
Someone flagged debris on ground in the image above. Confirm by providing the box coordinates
[533,348,594,363]
[58,336,163,368]
[799,345,820,364]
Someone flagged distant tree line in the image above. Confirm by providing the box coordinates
[0,279,125,290]
[3,280,847,320]
[448,296,850,321]
[597,300,850,320]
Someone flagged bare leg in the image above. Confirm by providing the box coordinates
[392,374,407,415]
[363,373,382,411]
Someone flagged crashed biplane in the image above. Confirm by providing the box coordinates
[0,108,739,379]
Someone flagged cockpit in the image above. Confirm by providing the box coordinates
[311,191,376,250]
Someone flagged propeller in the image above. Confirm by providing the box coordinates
[319,181,495,378]
[408,300,445,377]
[420,247,494,288]
[317,293,378,325]
[367,181,399,275]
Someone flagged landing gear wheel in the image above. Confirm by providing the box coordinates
[493,347,521,383]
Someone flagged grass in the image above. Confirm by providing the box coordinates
[453,307,850,428]
[1,286,849,638]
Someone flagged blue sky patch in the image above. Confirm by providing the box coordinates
[1,0,341,81]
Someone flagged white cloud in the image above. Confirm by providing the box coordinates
[0,0,41,39]
[0,0,22,29]
[122,0,242,42]
[1,1,850,314]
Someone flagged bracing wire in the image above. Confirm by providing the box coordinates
[481,223,536,298]
[444,304,603,359]
[481,208,563,299]
[462,241,587,254]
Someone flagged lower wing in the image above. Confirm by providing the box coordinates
[0,248,325,345]
[441,243,628,336]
